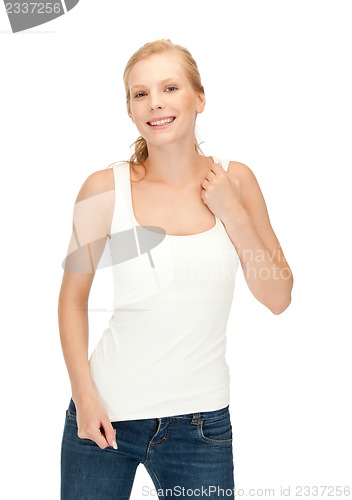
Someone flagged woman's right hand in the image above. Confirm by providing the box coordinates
[74,395,118,450]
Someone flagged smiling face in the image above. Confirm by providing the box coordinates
[127,51,205,150]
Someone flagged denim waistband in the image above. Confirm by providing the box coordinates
[166,405,230,424]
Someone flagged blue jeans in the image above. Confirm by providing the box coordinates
[61,398,235,499]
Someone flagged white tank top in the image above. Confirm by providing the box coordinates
[89,157,240,421]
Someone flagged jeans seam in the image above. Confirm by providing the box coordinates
[143,463,165,500]
[198,415,233,445]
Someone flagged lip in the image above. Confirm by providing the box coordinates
[146,116,176,129]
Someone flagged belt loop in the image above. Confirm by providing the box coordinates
[191,411,202,425]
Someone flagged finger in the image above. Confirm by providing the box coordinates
[211,162,224,174]
[94,429,110,449]
[79,428,110,449]
[101,418,118,449]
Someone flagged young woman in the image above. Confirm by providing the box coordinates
[58,39,293,499]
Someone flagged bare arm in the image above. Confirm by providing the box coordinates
[202,159,293,314]
[58,271,96,403]
[58,168,117,449]
[223,161,293,314]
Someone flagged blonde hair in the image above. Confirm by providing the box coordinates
[123,39,205,176]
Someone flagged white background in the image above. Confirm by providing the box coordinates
[1,0,351,498]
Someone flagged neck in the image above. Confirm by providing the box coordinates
[143,140,210,186]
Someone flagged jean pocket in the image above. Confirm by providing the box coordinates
[66,398,77,424]
[198,408,233,448]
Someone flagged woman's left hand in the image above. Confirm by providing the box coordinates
[201,162,243,221]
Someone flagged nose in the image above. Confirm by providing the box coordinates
[149,92,165,111]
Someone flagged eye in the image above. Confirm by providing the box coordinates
[165,86,177,92]
[134,91,147,99]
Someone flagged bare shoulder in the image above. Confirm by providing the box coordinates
[75,165,115,204]
[72,165,116,244]
[227,160,264,194]
[227,160,258,184]
[227,160,269,217]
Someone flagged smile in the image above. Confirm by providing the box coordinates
[147,116,176,127]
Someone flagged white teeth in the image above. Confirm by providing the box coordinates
[149,117,174,126]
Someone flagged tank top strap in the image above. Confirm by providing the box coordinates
[110,158,230,234]
[110,161,135,234]
[211,156,230,172]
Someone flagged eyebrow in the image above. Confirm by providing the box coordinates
[130,78,180,91]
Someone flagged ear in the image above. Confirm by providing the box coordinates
[196,92,206,114]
